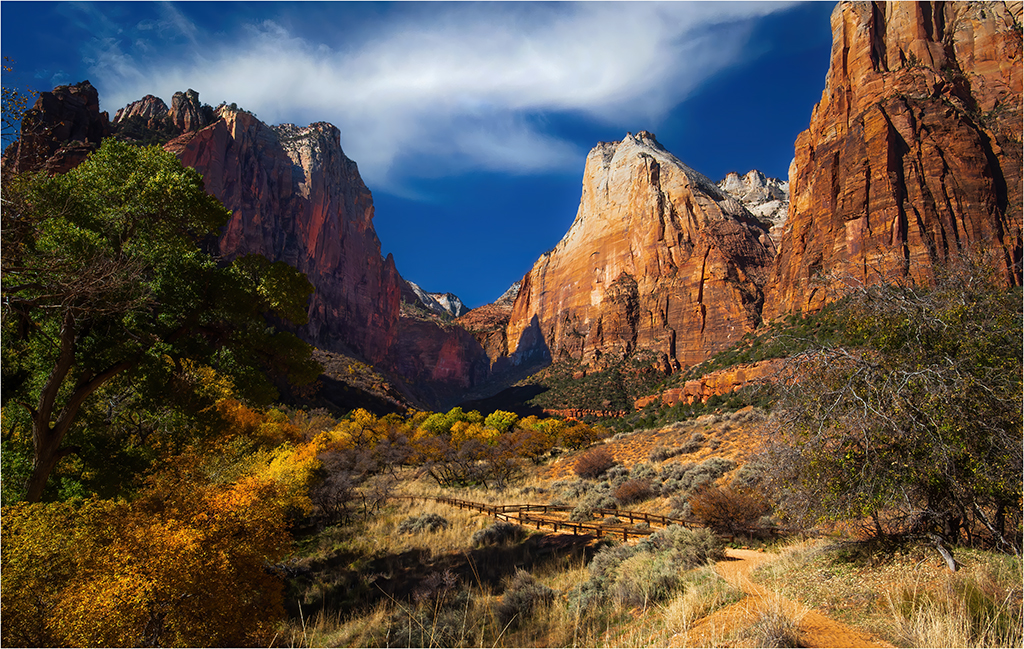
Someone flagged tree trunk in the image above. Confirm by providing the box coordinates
[25,444,60,503]
[928,533,959,572]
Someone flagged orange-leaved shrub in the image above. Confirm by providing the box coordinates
[575,446,615,478]
[614,478,654,505]
[688,485,770,534]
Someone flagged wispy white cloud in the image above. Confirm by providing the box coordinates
[87,2,794,192]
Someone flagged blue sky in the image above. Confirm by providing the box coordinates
[2,1,834,308]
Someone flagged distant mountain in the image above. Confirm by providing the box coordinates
[718,170,789,246]
[404,281,469,318]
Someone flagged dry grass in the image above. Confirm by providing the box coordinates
[663,565,745,634]
[735,595,807,647]
[753,538,1023,648]
[883,553,1023,648]
[280,417,1022,648]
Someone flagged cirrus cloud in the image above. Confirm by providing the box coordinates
[86,2,794,192]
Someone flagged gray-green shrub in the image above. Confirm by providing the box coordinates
[397,513,450,534]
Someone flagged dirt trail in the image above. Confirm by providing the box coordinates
[670,548,893,648]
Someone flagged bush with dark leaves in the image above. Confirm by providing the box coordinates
[471,521,526,546]
[397,513,450,534]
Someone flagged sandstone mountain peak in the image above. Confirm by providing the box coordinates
[495,281,521,306]
[505,132,774,372]
[113,88,212,137]
[164,103,402,363]
[404,281,469,318]
[2,80,111,175]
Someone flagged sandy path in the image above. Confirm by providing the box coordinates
[670,548,893,648]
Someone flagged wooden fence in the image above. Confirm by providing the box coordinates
[397,495,704,542]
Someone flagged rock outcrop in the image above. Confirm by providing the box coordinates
[505,132,776,371]
[1,81,111,175]
[764,1,1023,320]
[429,292,469,318]
[634,358,786,408]
[403,281,469,318]
[113,88,213,138]
[169,89,211,133]
[457,281,521,365]
[168,108,404,364]
[112,94,169,129]
[718,170,790,246]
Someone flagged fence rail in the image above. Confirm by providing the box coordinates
[396,495,708,542]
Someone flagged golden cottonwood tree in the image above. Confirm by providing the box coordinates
[2,455,291,647]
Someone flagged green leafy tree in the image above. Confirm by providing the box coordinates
[483,409,518,434]
[1,139,320,502]
[765,257,1022,558]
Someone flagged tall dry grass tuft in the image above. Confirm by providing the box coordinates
[663,565,744,634]
[737,595,807,648]
[884,553,1023,648]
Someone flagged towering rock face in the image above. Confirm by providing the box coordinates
[506,132,775,371]
[764,1,1023,319]
[1,81,110,175]
[168,108,404,363]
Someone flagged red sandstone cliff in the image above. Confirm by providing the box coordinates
[168,109,404,364]
[764,1,1023,319]
[634,358,787,408]
[165,104,490,406]
[505,131,776,371]
[457,282,521,363]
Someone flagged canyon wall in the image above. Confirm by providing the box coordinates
[167,109,404,364]
[504,131,776,371]
[8,0,1022,405]
[764,0,1023,319]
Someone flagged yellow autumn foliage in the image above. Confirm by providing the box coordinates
[2,469,289,647]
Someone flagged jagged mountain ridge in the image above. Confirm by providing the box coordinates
[4,0,1020,411]
[404,281,469,318]
[718,170,790,246]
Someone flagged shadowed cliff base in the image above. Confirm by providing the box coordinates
[458,385,549,418]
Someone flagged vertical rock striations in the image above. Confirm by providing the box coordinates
[505,131,775,371]
[764,1,1023,319]
[168,107,404,364]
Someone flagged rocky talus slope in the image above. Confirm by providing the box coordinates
[504,131,776,371]
[764,0,1023,319]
